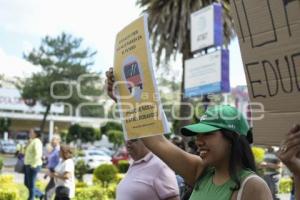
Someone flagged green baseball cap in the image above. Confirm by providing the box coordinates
[181,105,250,137]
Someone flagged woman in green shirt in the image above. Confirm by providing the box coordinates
[106,68,272,200]
[148,105,272,200]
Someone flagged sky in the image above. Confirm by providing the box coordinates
[0,0,246,87]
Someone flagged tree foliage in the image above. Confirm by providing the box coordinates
[137,0,233,66]
[137,0,234,130]
[0,118,11,135]
[100,121,123,135]
[18,32,102,133]
[67,124,101,143]
[75,160,89,182]
[107,130,124,149]
[93,164,118,187]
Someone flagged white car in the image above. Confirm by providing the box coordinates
[76,150,112,170]
[0,140,17,154]
[89,146,115,156]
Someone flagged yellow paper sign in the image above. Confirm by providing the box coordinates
[113,15,169,139]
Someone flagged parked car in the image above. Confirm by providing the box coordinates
[75,150,111,170]
[0,140,17,154]
[89,146,115,157]
[111,147,129,165]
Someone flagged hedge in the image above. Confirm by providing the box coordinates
[279,177,293,194]
[0,175,28,200]
[93,164,118,186]
[117,160,129,174]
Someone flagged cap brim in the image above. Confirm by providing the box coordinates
[181,123,221,136]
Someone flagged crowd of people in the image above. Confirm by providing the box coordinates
[106,67,300,200]
[15,129,75,200]
[10,68,300,200]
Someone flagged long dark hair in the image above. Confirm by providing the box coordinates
[195,129,256,191]
[221,129,256,191]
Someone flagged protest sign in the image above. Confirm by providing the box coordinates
[113,15,169,140]
[229,0,300,145]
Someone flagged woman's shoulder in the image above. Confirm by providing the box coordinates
[241,174,272,199]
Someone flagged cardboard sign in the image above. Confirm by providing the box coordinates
[113,15,170,140]
[184,49,230,97]
[190,3,223,52]
[229,0,300,145]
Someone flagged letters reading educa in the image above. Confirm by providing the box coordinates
[246,53,300,98]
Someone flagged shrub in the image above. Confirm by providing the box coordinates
[279,177,292,193]
[0,175,28,200]
[0,188,17,200]
[115,173,125,184]
[75,186,106,200]
[251,146,265,164]
[106,183,117,199]
[0,157,3,172]
[117,160,129,173]
[36,180,47,192]
[75,159,89,181]
[76,181,88,188]
[0,174,13,184]
[93,164,118,186]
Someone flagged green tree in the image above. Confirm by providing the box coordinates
[67,124,82,143]
[93,164,118,187]
[0,118,11,138]
[75,160,89,182]
[107,130,124,149]
[137,0,234,130]
[67,124,100,143]
[100,121,123,135]
[19,32,102,133]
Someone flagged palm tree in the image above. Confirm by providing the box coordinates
[136,0,234,132]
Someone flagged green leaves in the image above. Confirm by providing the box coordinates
[67,124,101,143]
[136,0,234,66]
[19,32,102,132]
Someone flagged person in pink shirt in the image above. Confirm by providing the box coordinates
[116,138,179,200]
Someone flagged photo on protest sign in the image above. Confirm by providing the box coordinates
[113,15,170,140]
[229,0,300,145]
